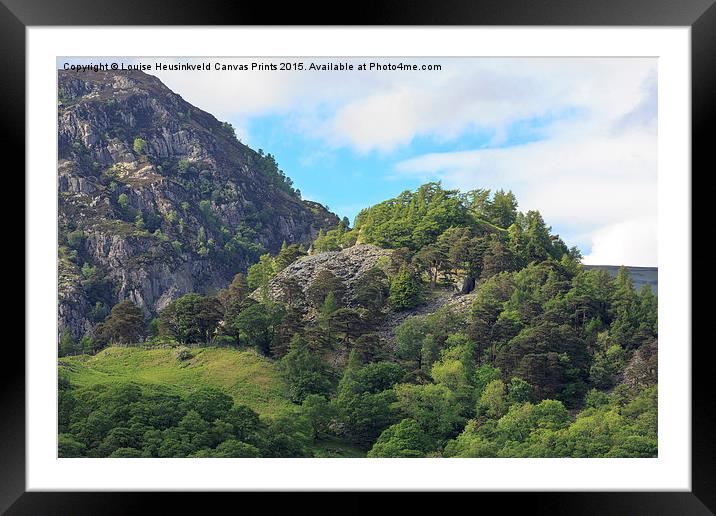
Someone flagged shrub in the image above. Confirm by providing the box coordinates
[132,137,147,154]
[174,346,193,361]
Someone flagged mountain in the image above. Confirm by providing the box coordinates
[57,70,339,339]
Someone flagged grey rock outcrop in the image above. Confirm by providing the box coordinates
[260,244,394,307]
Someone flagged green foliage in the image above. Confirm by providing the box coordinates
[280,335,333,403]
[231,301,285,355]
[444,385,656,458]
[60,176,657,458]
[247,253,278,295]
[186,387,234,421]
[477,380,507,419]
[388,264,423,311]
[158,293,223,345]
[306,269,346,308]
[66,229,85,249]
[395,308,464,371]
[301,395,337,439]
[132,137,148,154]
[353,182,472,250]
[506,377,534,405]
[393,383,464,441]
[220,121,237,140]
[367,419,435,457]
[332,351,399,447]
[59,328,78,357]
[353,267,390,312]
[94,300,145,346]
[251,150,301,198]
[275,242,306,271]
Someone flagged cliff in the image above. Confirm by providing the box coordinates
[58,69,338,338]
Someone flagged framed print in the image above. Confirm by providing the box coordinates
[4,0,713,512]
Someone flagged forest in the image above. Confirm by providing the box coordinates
[58,182,658,458]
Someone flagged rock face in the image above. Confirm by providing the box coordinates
[260,245,394,306]
[58,69,339,338]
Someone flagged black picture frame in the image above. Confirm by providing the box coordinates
[3,0,711,512]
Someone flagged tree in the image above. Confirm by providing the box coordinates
[506,377,534,405]
[96,300,145,345]
[217,273,249,320]
[393,383,464,440]
[158,294,222,344]
[59,328,77,356]
[306,269,346,308]
[328,308,368,347]
[301,394,337,439]
[353,267,389,312]
[352,361,404,394]
[185,387,233,422]
[523,210,554,263]
[261,414,313,457]
[275,242,306,271]
[232,301,285,355]
[272,306,305,358]
[477,379,507,419]
[468,273,515,360]
[367,419,435,457]
[353,333,387,363]
[486,190,518,228]
[280,335,333,403]
[79,334,95,355]
[388,264,422,311]
[336,389,397,447]
[481,236,514,279]
[58,434,86,457]
[247,253,277,296]
[333,350,399,446]
[132,137,148,154]
[412,244,445,287]
[213,440,261,457]
[395,316,427,370]
[223,405,265,444]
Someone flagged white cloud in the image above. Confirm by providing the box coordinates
[149,57,655,152]
[387,60,657,266]
[142,56,657,265]
[395,129,656,227]
[582,217,657,266]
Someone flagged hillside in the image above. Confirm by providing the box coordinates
[57,165,658,458]
[58,69,339,340]
[58,346,294,417]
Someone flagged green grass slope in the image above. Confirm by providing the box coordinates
[58,346,295,417]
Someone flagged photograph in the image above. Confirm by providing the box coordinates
[56,56,659,460]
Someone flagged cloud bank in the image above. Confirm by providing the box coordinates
[148,57,657,266]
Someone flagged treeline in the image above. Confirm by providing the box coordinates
[59,382,313,458]
[313,183,578,294]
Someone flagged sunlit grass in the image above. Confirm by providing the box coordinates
[59,346,295,417]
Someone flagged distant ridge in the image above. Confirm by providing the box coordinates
[583,265,658,294]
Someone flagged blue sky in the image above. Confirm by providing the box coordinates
[61,57,658,265]
[243,106,586,226]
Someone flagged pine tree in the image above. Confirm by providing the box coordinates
[388,265,422,311]
[96,300,146,345]
[59,328,77,356]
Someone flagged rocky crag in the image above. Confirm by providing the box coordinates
[58,70,338,338]
[258,244,394,307]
